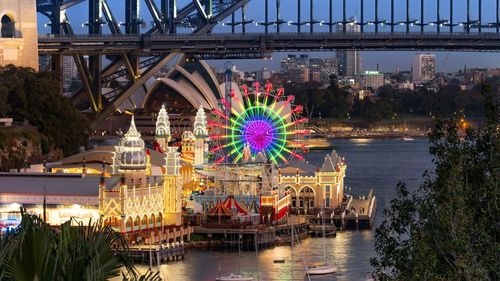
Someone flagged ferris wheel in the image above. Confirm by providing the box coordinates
[208,81,308,165]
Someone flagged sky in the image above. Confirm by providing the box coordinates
[37,0,500,72]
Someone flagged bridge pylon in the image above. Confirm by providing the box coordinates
[0,0,39,70]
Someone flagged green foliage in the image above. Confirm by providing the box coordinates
[0,65,89,156]
[284,79,493,121]
[0,213,161,281]
[371,84,499,280]
[285,81,353,119]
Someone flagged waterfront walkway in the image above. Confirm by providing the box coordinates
[344,193,377,230]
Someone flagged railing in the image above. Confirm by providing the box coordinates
[38,31,500,40]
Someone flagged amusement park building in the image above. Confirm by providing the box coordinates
[0,94,345,234]
[0,115,189,239]
[279,150,346,211]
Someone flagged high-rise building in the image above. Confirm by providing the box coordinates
[357,71,386,91]
[39,55,51,71]
[336,18,362,77]
[256,67,272,82]
[63,56,79,82]
[280,55,337,84]
[412,54,436,83]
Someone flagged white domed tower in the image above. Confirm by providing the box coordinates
[193,105,208,166]
[155,104,171,152]
[114,116,147,185]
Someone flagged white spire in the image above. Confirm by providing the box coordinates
[193,105,208,137]
[125,115,141,139]
[156,103,171,138]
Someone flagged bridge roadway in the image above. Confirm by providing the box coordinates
[38,32,500,59]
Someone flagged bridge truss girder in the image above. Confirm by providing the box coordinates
[36,0,250,126]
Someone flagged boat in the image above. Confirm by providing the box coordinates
[216,273,254,281]
[401,137,415,141]
[305,209,337,276]
[306,264,338,275]
[216,232,255,281]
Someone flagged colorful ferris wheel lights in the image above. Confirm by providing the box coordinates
[210,82,307,164]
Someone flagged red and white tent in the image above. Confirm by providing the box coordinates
[222,196,250,215]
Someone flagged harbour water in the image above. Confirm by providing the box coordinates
[146,138,434,281]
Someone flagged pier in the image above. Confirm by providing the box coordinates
[343,193,377,230]
[194,221,310,250]
[127,244,185,265]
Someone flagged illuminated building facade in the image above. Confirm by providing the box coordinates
[193,105,209,167]
[155,104,172,152]
[100,117,183,231]
[412,53,436,83]
[279,150,346,211]
[0,116,186,237]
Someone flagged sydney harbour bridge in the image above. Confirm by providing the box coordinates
[35,0,500,127]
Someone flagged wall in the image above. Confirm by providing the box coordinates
[0,0,38,70]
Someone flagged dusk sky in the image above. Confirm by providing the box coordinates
[37,0,500,72]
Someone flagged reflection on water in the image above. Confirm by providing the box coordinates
[139,138,433,281]
[349,138,374,146]
[152,233,375,281]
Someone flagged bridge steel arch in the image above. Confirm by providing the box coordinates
[34,0,500,128]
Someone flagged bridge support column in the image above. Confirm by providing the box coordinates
[342,0,346,32]
[231,13,235,33]
[450,0,454,33]
[391,0,394,32]
[329,0,333,32]
[276,0,281,33]
[126,0,139,34]
[497,0,499,33]
[168,0,177,33]
[242,4,247,33]
[360,0,364,32]
[478,0,482,33]
[437,0,441,33]
[309,0,313,33]
[406,0,410,33]
[297,0,301,33]
[265,0,269,33]
[50,0,62,35]
[420,0,424,33]
[126,0,140,76]
[467,0,470,33]
[89,0,103,111]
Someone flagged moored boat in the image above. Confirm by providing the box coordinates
[216,273,254,281]
[306,209,337,276]
[306,264,338,275]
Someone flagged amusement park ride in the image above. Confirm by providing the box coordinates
[201,78,308,224]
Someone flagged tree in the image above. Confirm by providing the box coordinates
[0,212,160,281]
[0,65,89,156]
[371,84,499,280]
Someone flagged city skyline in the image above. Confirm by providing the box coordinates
[209,50,498,73]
